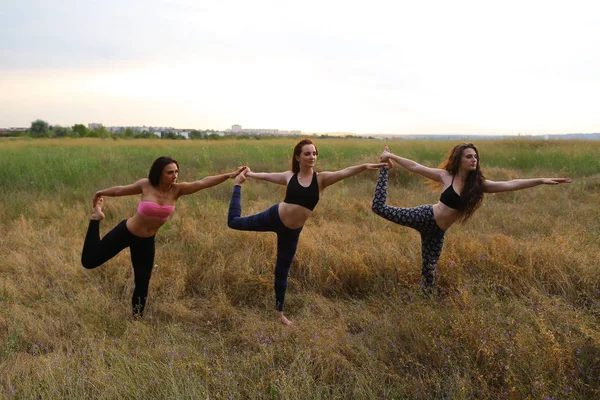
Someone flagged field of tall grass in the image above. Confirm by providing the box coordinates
[0,137,599,399]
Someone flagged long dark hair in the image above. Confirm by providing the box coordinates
[291,138,318,173]
[148,156,179,187]
[438,143,485,222]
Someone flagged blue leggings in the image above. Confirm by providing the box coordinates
[371,168,446,287]
[227,185,302,311]
[81,219,155,316]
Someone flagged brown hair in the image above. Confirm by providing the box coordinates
[291,138,318,173]
[437,143,485,222]
[148,156,179,187]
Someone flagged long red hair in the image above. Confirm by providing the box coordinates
[437,143,485,222]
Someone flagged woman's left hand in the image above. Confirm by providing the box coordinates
[365,162,389,170]
[230,166,248,178]
[542,178,572,184]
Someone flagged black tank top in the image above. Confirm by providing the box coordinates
[283,172,320,211]
[439,175,465,210]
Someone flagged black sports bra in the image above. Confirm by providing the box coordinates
[439,175,466,210]
[283,172,320,211]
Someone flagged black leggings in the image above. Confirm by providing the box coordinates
[371,168,446,287]
[81,219,155,316]
[227,185,302,311]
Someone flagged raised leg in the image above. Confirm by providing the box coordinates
[81,219,131,270]
[228,185,280,232]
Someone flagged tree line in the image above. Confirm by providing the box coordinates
[9,119,229,140]
[5,119,370,140]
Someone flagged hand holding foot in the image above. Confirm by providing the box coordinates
[380,144,394,168]
[234,170,247,185]
[91,197,105,221]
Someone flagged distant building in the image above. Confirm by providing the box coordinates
[0,127,27,136]
[173,130,190,139]
[108,126,123,134]
[227,124,301,136]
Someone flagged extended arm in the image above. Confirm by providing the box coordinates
[245,167,290,185]
[380,145,445,182]
[318,162,387,190]
[93,179,145,205]
[483,177,571,193]
[176,166,247,196]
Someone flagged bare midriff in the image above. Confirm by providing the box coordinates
[126,213,168,238]
[432,202,462,231]
[278,202,312,229]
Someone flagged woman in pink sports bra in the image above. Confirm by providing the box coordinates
[81,156,246,317]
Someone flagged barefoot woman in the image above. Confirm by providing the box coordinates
[372,143,571,289]
[82,156,245,317]
[228,139,386,326]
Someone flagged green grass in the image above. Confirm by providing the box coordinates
[2,138,597,191]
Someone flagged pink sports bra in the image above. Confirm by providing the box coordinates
[137,201,175,221]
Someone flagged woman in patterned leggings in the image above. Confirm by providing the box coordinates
[372,143,571,290]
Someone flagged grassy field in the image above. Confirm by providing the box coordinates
[0,137,599,399]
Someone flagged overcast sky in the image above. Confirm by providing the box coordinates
[1,0,599,135]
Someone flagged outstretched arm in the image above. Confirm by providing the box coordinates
[483,177,571,193]
[318,162,387,190]
[245,167,291,186]
[176,166,247,196]
[380,145,445,182]
[93,179,145,205]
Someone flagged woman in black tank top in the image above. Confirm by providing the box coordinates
[372,143,571,291]
[227,138,386,326]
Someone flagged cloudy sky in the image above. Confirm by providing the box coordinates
[1,0,599,135]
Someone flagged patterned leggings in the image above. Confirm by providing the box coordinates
[371,168,445,287]
[81,219,155,317]
[227,185,303,311]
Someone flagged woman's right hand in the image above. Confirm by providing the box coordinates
[380,144,394,168]
[92,191,103,207]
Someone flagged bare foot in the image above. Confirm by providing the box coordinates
[234,171,247,185]
[381,144,394,168]
[275,311,295,327]
[91,197,105,221]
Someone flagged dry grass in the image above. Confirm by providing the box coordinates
[0,138,599,399]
